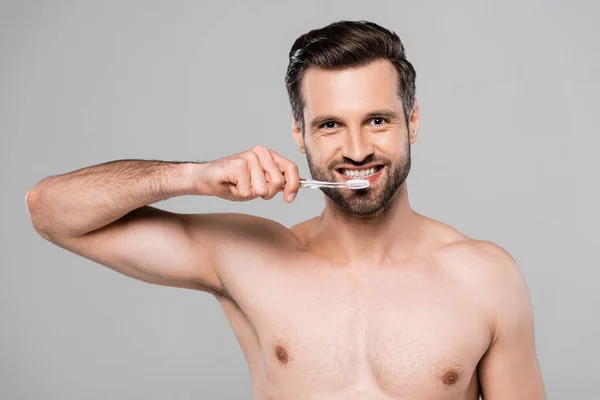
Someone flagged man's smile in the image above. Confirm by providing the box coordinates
[335,164,386,185]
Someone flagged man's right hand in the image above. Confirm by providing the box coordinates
[196,146,300,203]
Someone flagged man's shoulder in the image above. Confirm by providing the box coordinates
[427,221,530,331]
[424,219,522,287]
[440,237,518,272]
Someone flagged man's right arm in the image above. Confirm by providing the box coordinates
[25,148,300,293]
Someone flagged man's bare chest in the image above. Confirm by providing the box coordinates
[219,257,490,397]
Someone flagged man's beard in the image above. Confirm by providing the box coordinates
[305,143,411,216]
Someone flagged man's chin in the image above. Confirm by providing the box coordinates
[346,207,382,216]
[331,195,387,216]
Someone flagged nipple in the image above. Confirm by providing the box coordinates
[274,344,289,365]
[441,369,460,385]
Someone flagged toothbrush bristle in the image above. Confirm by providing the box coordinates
[346,179,370,189]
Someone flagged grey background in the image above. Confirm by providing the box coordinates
[1,0,598,399]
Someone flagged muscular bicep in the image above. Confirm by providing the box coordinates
[477,245,546,399]
[50,206,221,291]
[46,207,300,296]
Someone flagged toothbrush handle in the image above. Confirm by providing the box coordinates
[299,179,345,189]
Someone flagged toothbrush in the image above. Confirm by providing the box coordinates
[299,178,370,190]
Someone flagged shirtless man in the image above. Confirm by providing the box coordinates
[25,20,545,399]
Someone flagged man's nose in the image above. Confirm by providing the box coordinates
[341,128,373,163]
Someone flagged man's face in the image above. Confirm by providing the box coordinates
[293,59,419,216]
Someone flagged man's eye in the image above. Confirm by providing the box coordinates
[372,117,387,126]
[322,121,337,129]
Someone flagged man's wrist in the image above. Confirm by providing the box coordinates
[173,162,208,196]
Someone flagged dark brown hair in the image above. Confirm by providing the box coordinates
[285,20,417,132]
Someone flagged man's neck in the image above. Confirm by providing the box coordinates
[308,184,421,266]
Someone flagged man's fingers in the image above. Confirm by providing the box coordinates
[229,146,299,202]
[229,157,252,198]
[252,146,286,200]
[270,150,300,203]
[243,152,269,198]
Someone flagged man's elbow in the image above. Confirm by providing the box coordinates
[25,185,55,241]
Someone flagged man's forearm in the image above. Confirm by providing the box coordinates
[26,159,199,239]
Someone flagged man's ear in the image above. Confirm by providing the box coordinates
[408,99,420,144]
[291,113,305,154]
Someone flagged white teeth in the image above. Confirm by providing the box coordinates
[341,167,379,177]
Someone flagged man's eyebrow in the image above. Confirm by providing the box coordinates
[363,109,400,120]
[309,109,400,129]
[309,114,340,129]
